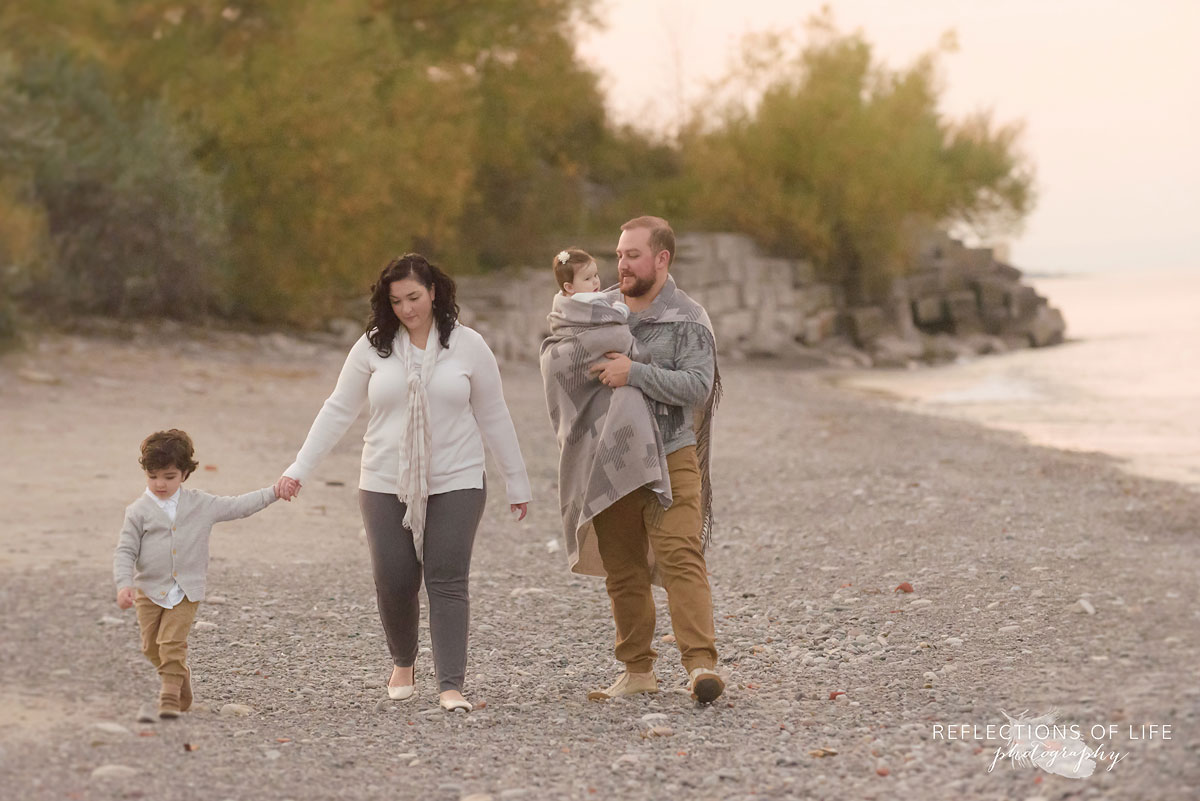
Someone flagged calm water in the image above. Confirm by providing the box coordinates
[840,268,1200,488]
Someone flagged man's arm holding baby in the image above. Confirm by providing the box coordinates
[589,326,714,406]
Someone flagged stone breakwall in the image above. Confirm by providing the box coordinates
[449,231,1066,368]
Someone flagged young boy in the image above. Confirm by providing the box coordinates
[113,429,281,718]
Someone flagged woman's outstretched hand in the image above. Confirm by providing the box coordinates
[510,503,528,522]
[275,476,302,501]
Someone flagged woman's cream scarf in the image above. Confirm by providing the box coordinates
[395,325,442,561]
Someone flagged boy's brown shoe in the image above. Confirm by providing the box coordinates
[179,668,193,712]
[159,678,183,719]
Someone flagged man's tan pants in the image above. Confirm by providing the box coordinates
[592,445,718,673]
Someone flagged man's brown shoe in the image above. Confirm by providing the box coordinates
[586,670,658,701]
[179,668,192,712]
[159,678,182,719]
[688,667,725,704]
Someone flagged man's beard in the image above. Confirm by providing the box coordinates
[620,273,656,298]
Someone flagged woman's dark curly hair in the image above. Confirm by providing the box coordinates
[366,253,459,357]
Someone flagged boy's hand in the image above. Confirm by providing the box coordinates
[116,587,136,609]
[275,476,302,501]
[510,502,528,522]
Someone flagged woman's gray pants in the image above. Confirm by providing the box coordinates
[358,484,486,692]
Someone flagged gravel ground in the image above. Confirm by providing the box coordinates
[1,331,1197,801]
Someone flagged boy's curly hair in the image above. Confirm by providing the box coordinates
[139,429,199,477]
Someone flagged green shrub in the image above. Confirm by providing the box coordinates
[15,54,230,319]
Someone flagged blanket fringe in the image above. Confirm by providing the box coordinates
[696,351,722,552]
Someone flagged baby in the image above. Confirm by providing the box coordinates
[112,429,281,717]
[553,248,603,297]
[546,247,637,380]
[540,249,671,582]
[553,247,634,312]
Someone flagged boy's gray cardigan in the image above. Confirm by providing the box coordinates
[113,486,277,603]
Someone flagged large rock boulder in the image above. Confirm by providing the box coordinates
[870,334,925,368]
[1024,304,1067,347]
[802,309,839,346]
[845,306,886,346]
[945,290,983,334]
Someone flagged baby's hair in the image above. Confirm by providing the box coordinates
[552,248,596,290]
[139,429,199,477]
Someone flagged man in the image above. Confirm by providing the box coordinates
[587,215,724,704]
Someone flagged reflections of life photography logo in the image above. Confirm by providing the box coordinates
[932,708,1175,779]
[992,710,1114,778]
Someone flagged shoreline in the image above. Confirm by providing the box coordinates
[825,341,1200,492]
[826,266,1200,492]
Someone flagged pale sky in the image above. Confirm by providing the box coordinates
[576,0,1200,274]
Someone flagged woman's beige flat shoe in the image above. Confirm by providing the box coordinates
[387,683,415,701]
[439,697,472,713]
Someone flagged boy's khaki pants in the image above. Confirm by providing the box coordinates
[592,445,718,674]
[134,591,198,683]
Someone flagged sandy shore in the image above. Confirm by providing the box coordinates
[1,330,1197,800]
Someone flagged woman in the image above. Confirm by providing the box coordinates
[276,253,531,712]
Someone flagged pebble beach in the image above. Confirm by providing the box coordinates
[1,330,1197,801]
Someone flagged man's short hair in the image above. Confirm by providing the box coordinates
[139,429,199,477]
[621,215,675,266]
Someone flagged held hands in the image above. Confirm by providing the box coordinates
[116,587,135,610]
[589,352,633,388]
[275,476,302,501]
[510,503,528,522]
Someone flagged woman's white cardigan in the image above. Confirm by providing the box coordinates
[284,324,532,504]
